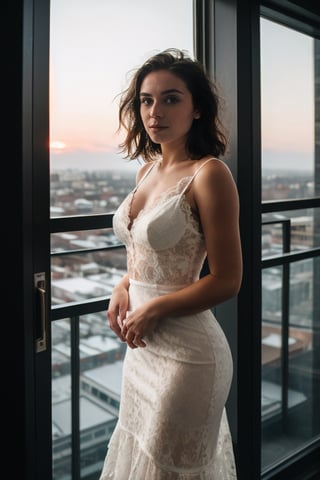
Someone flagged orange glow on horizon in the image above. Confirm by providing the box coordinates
[50,140,66,150]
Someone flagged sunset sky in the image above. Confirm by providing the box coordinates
[49,0,193,171]
[260,17,314,171]
[49,1,315,172]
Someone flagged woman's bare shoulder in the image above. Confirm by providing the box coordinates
[195,156,233,180]
[136,160,157,182]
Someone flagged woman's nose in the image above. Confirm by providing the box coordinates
[150,102,162,118]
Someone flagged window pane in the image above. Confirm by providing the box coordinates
[51,228,126,306]
[261,17,320,472]
[52,320,72,480]
[50,170,139,216]
[261,18,315,201]
[261,258,320,469]
[50,2,194,479]
[50,0,194,217]
[262,207,320,257]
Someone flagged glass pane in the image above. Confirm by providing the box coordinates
[52,320,72,479]
[261,258,320,469]
[51,228,122,253]
[262,207,320,258]
[79,312,126,478]
[261,17,320,472]
[51,227,126,306]
[261,18,315,201]
[50,0,194,217]
[51,247,127,305]
[50,1,194,479]
[52,314,125,480]
[50,169,138,216]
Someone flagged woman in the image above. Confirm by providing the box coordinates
[99,48,242,479]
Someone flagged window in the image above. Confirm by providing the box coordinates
[49,1,194,479]
[260,17,320,473]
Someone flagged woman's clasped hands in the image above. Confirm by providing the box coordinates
[107,288,158,349]
[120,311,147,349]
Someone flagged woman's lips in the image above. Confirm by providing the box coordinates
[149,125,167,132]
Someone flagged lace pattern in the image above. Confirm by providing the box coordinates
[113,176,206,285]
[100,410,237,479]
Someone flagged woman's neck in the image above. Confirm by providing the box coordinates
[160,145,190,167]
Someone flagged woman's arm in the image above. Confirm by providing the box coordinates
[107,273,130,341]
[158,159,242,314]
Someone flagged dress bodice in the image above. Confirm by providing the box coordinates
[113,159,214,286]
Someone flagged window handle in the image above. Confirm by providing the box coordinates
[34,272,48,353]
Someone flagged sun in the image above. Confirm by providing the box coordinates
[50,140,66,150]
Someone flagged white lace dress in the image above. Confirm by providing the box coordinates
[99,158,237,479]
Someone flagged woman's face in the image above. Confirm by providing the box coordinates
[139,69,199,148]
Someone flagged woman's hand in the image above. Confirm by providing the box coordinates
[121,303,159,349]
[107,277,130,342]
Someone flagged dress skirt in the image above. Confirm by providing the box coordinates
[99,279,237,479]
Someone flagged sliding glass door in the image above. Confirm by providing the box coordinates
[260,16,320,474]
[49,2,194,478]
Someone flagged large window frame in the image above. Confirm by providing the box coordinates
[10,0,320,479]
[214,1,320,479]
[259,6,320,478]
[45,1,320,480]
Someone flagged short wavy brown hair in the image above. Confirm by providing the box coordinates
[117,48,227,162]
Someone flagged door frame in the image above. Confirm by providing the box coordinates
[23,0,52,478]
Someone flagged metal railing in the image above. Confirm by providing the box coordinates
[262,196,320,423]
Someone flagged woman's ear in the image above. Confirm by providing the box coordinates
[193,110,201,119]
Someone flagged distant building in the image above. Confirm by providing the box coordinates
[52,361,123,479]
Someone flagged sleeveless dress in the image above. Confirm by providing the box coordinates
[99,158,237,479]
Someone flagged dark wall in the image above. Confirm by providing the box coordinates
[4,0,25,471]
[289,0,320,16]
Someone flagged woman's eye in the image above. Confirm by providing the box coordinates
[140,96,179,106]
[140,97,152,106]
[165,96,179,104]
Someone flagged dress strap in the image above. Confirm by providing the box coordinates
[132,161,158,193]
[180,157,218,195]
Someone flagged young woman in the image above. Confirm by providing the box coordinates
[99,48,242,479]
